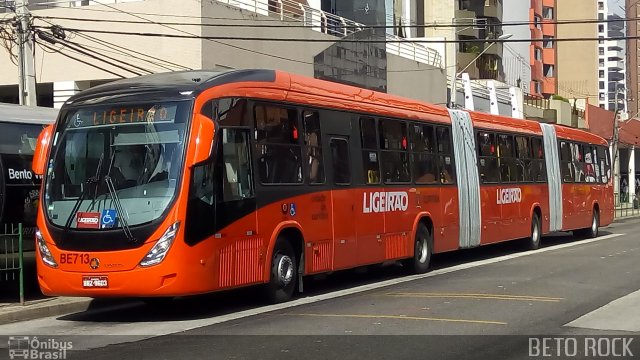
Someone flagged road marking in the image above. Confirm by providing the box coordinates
[288,313,507,325]
[384,292,564,302]
[0,233,623,338]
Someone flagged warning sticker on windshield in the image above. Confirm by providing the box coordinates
[76,212,100,229]
[101,209,117,229]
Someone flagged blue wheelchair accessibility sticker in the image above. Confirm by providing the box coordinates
[101,209,117,229]
[289,203,296,217]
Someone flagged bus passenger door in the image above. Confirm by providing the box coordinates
[328,136,357,270]
[215,128,260,286]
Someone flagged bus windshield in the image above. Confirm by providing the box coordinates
[44,101,190,229]
[0,122,47,156]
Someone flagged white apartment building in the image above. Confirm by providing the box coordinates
[597,0,627,113]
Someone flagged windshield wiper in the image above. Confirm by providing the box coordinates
[104,150,136,243]
[62,154,104,238]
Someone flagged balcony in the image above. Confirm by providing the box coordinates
[607,60,624,71]
[542,48,555,64]
[543,77,557,95]
[609,72,624,82]
[542,21,556,36]
[454,10,481,39]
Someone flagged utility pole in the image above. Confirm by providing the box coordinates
[611,89,623,198]
[14,0,37,106]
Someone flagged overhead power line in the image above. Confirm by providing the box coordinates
[36,28,154,77]
[86,0,312,65]
[32,13,640,28]
[70,30,191,71]
[32,26,640,44]
[36,39,126,78]
[36,16,191,72]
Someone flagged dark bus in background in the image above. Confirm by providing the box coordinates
[0,103,57,253]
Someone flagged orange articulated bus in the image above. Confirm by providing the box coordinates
[31,70,614,303]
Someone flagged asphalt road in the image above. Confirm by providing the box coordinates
[1,219,640,360]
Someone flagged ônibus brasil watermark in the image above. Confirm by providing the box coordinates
[8,336,72,360]
[529,337,635,358]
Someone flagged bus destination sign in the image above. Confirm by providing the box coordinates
[71,104,177,128]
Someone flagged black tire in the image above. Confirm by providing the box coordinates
[402,223,432,274]
[575,209,599,239]
[526,212,542,250]
[264,238,297,304]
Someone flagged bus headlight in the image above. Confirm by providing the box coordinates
[139,222,180,267]
[36,229,58,268]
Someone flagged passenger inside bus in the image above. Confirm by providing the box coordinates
[111,143,173,189]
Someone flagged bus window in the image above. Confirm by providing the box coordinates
[531,137,546,182]
[571,143,585,183]
[302,111,324,184]
[254,104,302,184]
[216,98,248,126]
[410,123,435,153]
[330,138,351,185]
[596,146,610,183]
[221,128,254,202]
[559,141,573,183]
[360,117,377,149]
[0,123,45,156]
[379,119,407,151]
[477,131,499,183]
[515,136,531,182]
[411,124,438,184]
[360,117,380,184]
[380,119,410,184]
[498,134,517,183]
[62,131,104,197]
[436,127,455,184]
[583,145,596,183]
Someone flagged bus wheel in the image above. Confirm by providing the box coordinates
[265,238,297,304]
[575,209,599,239]
[403,223,432,274]
[526,212,542,250]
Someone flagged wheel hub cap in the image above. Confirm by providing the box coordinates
[277,256,294,286]
[418,239,428,263]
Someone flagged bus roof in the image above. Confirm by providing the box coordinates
[0,103,58,125]
[66,70,277,105]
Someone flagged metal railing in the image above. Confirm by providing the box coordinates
[0,223,24,304]
[215,0,443,68]
[614,193,640,218]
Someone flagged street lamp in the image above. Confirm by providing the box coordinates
[450,33,513,109]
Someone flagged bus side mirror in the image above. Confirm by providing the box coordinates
[33,124,54,176]
[189,114,215,167]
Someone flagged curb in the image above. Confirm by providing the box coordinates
[613,214,640,223]
[0,297,93,325]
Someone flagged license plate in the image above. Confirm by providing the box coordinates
[82,276,108,288]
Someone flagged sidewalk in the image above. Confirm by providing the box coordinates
[0,213,638,326]
[0,297,94,325]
